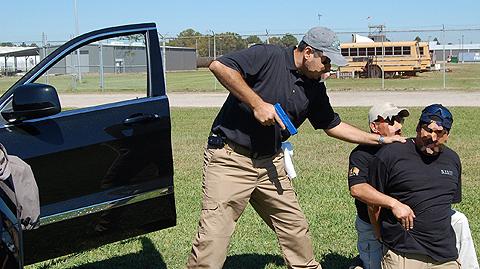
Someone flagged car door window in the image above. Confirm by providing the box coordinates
[32,34,148,109]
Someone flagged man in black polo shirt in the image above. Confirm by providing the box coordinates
[369,104,461,268]
[348,103,415,269]
[186,27,405,269]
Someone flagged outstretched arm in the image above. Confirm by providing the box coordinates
[325,122,405,145]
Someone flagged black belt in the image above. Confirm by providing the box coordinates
[207,135,275,159]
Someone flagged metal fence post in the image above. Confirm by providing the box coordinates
[99,42,104,91]
[162,40,166,87]
[42,32,49,84]
[442,24,446,89]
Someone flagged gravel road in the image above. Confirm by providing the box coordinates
[59,91,480,108]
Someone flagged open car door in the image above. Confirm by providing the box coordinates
[0,23,175,266]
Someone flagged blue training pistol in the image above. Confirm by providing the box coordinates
[274,103,298,136]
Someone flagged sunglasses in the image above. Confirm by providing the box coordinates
[387,116,405,125]
[421,123,449,137]
[376,115,404,126]
[309,47,331,65]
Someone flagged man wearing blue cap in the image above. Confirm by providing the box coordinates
[186,26,405,269]
[348,103,478,269]
[368,104,465,268]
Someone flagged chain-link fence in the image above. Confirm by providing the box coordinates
[159,26,480,92]
[1,26,479,93]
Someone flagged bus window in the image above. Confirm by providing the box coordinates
[341,48,349,56]
[359,48,367,56]
[394,46,402,55]
[350,48,358,56]
[375,47,383,55]
[385,47,393,55]
[403,46,411,55]
[367,47,375,56]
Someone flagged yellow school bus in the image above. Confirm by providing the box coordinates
[339,41,422,78]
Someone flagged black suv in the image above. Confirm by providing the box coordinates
[0,23,175,268]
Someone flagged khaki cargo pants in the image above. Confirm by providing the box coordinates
[186,143,320,269]
[382,248,461,269]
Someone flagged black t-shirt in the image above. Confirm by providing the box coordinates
[212,44,341,156]
[369,139,462,262]
[348,145,382,223]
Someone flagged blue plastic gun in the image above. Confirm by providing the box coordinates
[274,103,298,136]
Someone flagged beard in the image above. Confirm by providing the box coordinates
[420,138,444,155]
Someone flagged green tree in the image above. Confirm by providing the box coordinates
[414,36,422,42]
[126,34,144,43]
[267,36,282,46]
[0,42,15,47]
[217,32,245,55]
[281,34,298,47]
[168,28,202,48]
[245,35,262,46]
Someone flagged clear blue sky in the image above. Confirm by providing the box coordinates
[2,0,480,43]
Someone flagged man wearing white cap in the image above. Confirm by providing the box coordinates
[186,27,406,269]
[348,103,414,269]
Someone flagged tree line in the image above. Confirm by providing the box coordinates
[166,29,298,57]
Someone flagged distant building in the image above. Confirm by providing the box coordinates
[430,43,480,62]
[39,43,197,75]
[0,47,39,75]
[1,43,196,76]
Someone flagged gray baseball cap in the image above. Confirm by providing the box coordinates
[368,102,410,123]
[302,26,348,66]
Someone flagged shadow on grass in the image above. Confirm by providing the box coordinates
[224,253,284,269]
[224,252,355,269]
[44,237,167,269]
[321,252,357,269]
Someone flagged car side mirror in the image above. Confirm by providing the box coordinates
[1,83,61,123]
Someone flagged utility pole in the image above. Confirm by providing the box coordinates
[318,14,322,26]
[369,24,386,89]
[212,31,216,60]
[208,35,211,58]
[208,30,217,90]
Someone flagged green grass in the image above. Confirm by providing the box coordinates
[166,69,226,92]
[329,63,480,91]
[28,107,480,269]
[2,63,479,94]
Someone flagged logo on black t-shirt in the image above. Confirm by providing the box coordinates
[349,167,360,176]
[441,169,453,176]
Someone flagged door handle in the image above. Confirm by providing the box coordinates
[123,113,159,126]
